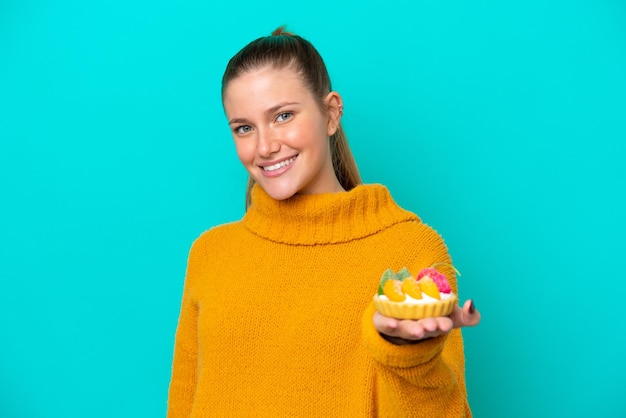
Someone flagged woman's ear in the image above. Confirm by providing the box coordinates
[324,91,343,136]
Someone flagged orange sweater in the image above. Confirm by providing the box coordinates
[167,184,471,417]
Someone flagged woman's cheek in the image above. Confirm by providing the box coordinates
[234,140,254,165]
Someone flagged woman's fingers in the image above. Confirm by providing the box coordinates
[375,298,481,344]
[374,312,454,341]
[450,300,481,328]
[373,312,400,335]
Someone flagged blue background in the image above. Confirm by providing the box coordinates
[1,1,625,417]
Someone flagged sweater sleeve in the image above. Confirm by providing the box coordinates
[166,238,204,417]
[362,303,470,417]
[359,222,471,417]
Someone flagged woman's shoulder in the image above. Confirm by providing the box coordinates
[193,220,245,245]
[387,215,445,242]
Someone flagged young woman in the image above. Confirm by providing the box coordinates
[167,27,481,417]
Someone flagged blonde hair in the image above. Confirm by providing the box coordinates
[221,27,362,209]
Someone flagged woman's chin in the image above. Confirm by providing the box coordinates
[256,180,299,201]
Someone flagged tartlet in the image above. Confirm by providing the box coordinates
[373,266,458,320]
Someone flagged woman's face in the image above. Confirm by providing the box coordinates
[223,66,343,201]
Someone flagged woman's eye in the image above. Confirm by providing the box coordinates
[276,112,293,122]
[235,125,252,135]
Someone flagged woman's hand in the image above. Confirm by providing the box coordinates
[373,300,481,345]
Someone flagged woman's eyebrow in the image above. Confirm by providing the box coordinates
[228,117,249,125]
[265,101,299,116]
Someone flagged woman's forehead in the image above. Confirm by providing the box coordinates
[224,67,311,108]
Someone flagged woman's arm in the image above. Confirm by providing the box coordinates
[362,302,478,417]
[167,238,206,417]
[167,296,199,417]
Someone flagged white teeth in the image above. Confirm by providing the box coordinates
[263,156,296,172]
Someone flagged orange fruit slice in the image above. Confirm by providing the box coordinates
[418,277,441,300]
[401,277,422,299]
[383,279,406,302]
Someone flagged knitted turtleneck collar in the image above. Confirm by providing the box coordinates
[242,183,419,245]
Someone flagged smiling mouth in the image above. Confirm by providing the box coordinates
[261,156,297,172]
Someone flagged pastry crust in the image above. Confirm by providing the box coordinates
[373,293,457,319]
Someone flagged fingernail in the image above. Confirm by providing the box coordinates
[469,300,475,314]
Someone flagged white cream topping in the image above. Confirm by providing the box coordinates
[378,292,454,304]
[262,156,297,172]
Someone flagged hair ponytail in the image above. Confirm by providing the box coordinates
[330,124,361,192]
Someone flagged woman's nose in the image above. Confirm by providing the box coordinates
[257,129,280,157]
